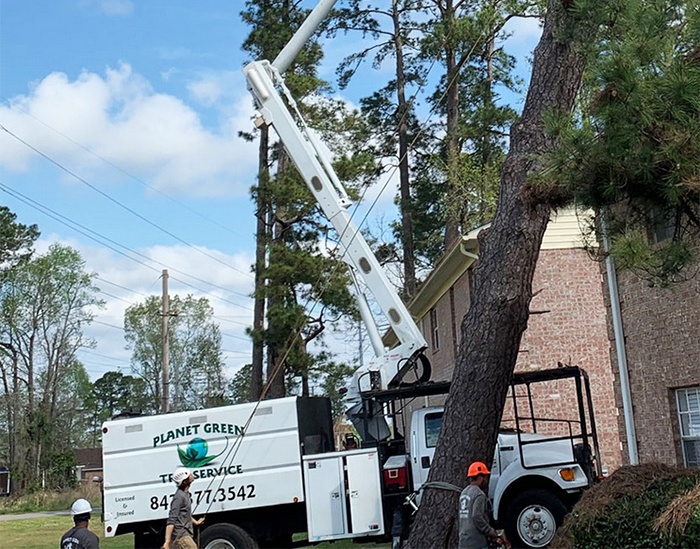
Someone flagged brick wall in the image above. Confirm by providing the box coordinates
[602,249,700,467]
[423,273,471,383]
[415,248,622,472]
[517,249,622,472]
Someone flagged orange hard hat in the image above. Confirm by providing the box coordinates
[467,461,491,477]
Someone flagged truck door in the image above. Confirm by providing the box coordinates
[410,409,443,493]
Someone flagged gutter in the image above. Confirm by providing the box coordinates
[601,213,639,465]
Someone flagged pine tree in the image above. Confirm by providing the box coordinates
[535,0,700,284]
[420,0,532,250]
[241,0,362,400]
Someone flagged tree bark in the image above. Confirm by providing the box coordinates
[265,146,291,400]
[407,0,588,546]
[443,0,461,249]
[250,125,269,401]
[392,0,417,299]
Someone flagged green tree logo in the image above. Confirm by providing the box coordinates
[177,437,219,468]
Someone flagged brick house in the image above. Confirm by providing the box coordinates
[74,448,103,482]
[387,209,623,472]
[603,238,700,468]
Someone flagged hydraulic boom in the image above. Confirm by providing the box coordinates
[242,0,430,437]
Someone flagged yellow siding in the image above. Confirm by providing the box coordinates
[541,208,594,250]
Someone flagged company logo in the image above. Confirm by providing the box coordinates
[152,422,244,471]
[177,437,222,468]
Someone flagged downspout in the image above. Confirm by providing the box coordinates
[601,213,639,465]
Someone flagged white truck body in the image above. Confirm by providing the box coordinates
[102,375,597,548]
[102,397,333,538]
[409,407,592,522]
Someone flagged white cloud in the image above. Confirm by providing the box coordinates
[100,0,133,17]
[160,67,179,82]
[0,63,258,197]
[35,234,255,380]
[501,16,543,51]
[186,72,239,108]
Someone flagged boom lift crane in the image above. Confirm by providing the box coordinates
[99,8,601,547]
[242,0,431,438]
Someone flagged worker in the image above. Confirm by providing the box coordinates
[163,467,205,549]
[343,434,358,450]
[458,461,499,549]
[60,498,99,549]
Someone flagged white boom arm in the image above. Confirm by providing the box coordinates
[242,2,429,412]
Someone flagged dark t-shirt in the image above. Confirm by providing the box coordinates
[60,525,100,549]
[167,488,194,539]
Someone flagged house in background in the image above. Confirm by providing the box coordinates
[603,236,700,468]
[386,208,623,473]
[0,464,10,495]
[74,448,103,482]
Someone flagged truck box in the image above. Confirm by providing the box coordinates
[303,448,384,541]
[102,396,333,537]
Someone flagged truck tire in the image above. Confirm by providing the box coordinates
[201,523,259,549]
[504,489,566,548]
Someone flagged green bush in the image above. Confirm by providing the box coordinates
[553,465,700,548]
[46,450,78,490]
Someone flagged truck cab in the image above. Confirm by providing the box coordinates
[395,366,601,548]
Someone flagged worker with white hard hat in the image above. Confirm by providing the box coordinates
[61,498,99,548]
[163,467,205,549]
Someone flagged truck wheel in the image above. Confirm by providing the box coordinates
[201,524,259,549]
[504,490,566,548]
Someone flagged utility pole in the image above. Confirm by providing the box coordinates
[162,269,170,413]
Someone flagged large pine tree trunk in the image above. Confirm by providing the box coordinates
[250,125,269,401]
[407,0,588,546]
[443,0,461,249]
[392,0,417,299]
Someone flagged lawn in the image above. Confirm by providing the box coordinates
[0,515,391,548]
[0,515,133,549]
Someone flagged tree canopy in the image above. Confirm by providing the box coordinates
[536,0,700,284]
[124,294,226,412]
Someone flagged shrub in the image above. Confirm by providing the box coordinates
[552,464,700,548]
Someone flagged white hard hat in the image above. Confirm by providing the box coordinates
[71,498,92,516]
[172,467,191,486]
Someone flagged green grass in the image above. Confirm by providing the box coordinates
[0,515,133,549]
[0,515,391,548]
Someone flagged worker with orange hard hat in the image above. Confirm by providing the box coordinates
[458,461,499,549]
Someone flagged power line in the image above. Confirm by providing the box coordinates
[211,314,252,327]
[78,349,132,365]
[0,182,253,308]
[96,276,150,298]
[97,289,135,305]
[0,122,254,280]
[91,319,125,331]
[0,181,162,273]
[219,330,251,342]
[167,275,251,308]
[1,96,249,241]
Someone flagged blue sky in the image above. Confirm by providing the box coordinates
[0,0,541,382]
